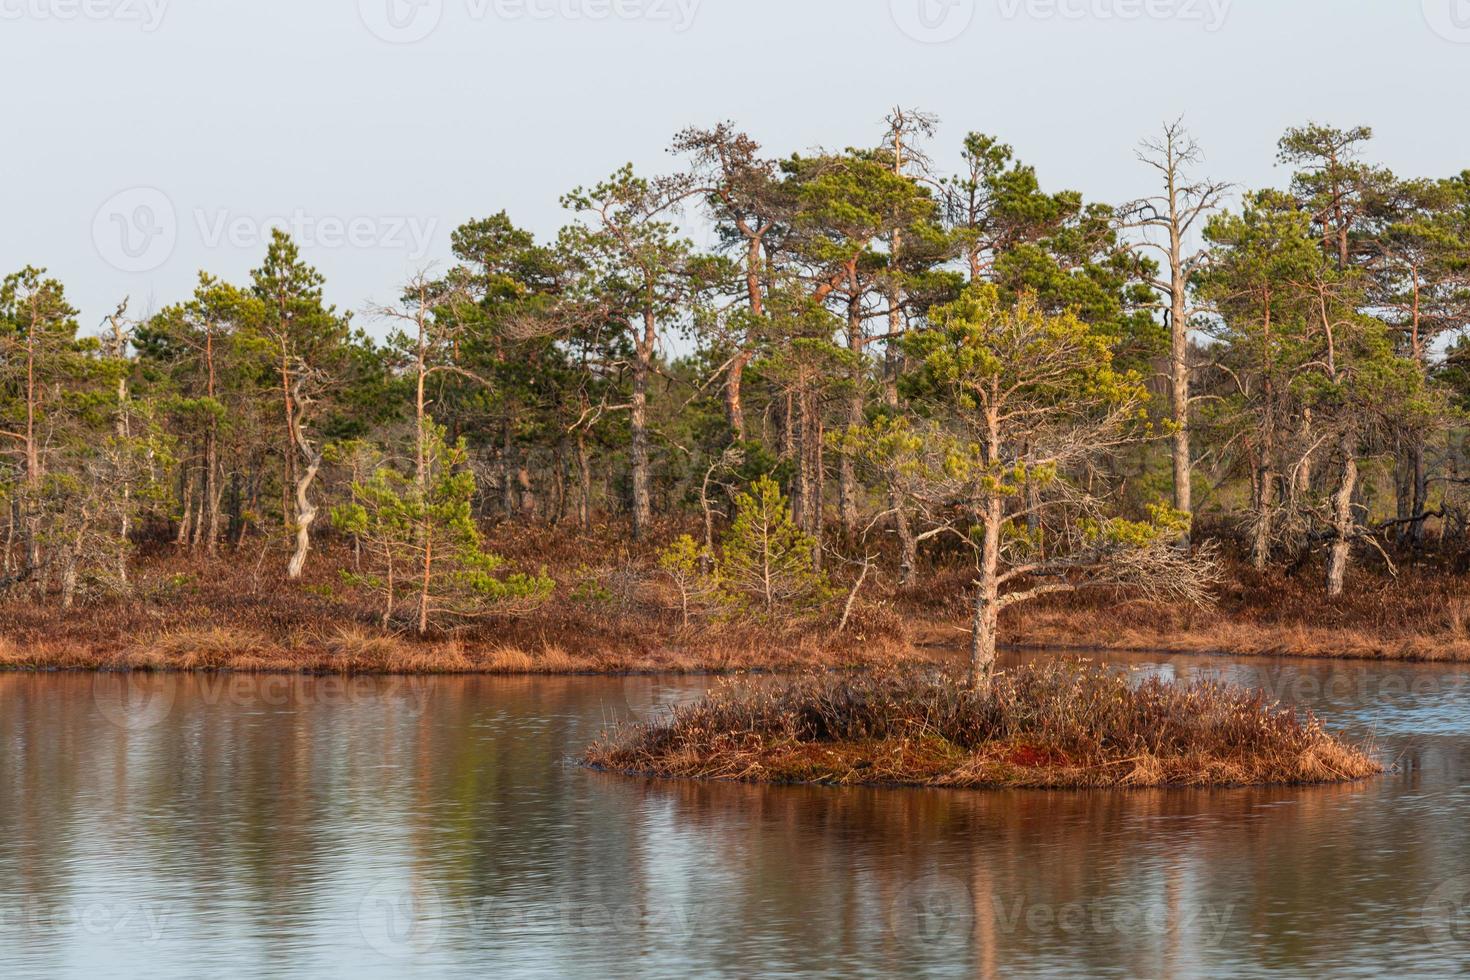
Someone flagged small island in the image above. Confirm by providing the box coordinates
[584,662,1381,789]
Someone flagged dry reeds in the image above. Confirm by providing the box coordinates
[7,531,1470,675]
[0,532,916,675]
[585,661,1382,789]
[30,616,918,677]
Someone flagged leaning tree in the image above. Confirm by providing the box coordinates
[903,285,1217,686]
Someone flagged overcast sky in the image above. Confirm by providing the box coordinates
[3,0,1468,333]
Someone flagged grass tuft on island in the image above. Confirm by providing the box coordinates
[584,662,1381,789]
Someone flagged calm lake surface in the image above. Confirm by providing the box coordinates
[3,651,1470,979]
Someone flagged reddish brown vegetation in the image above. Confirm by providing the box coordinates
[903,559,1470,663]
[0,525,915,674]
[3,526,1468,674]
[584,662,1382,789]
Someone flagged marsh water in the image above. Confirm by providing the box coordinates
[2,650,1469,978]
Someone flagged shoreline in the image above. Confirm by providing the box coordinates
[8,533,1469,675]
[992,615,1470,664]
[579,759,1387,792]
[6,611,1470,676]
[0,626,926,677]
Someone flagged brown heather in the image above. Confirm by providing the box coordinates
[0,528,917,675]
[5,526,1470,674]
[906,558,1470,663]
[584,662,1381,789]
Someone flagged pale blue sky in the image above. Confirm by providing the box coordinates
[3,0,1467,331]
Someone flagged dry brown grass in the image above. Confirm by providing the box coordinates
[7,530,1470,674]
[999,612,1470,662]
[899,558,1470,663]
[118,627,284,670]
[0,528,919,675]
[585,662,1382,789]
[3,618,920,677]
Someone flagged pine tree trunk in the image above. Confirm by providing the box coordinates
[190,473,206,550]
[204,439,221,558]
[727,354,750,442]
[787,392,804,531]
[417,529,432,636]
[1411,439,1428,548]
[1251,467,1275,572]
[629,308,655,540]
[1165,195,1194,546]
[517,465,536,520]
[117,489,130,585]
[115,374,132,584]
[576,433,592,531]
[204,325,220,556]
[23,319,41,577]
[810,406,825,570]
[60,548,79,610]
[892,487,916,587]
[1394,444,1412,526]
[176,468,195,548]
[839,283,863,541]
[280,352,296,533]
[4,499,17,577]
[286,419,322,581]
[227,470,242,545]
[1169,309,1192,541]
[1294,410,1314,497]
[60,508,91,610]
[1326,435,1358,597]
[501,426,517,520]
[970,494,1002,689]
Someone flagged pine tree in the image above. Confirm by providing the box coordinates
[717,475,828,615]
[249,230,350,578]
[904,286,1214,686]
[657,534,721,627]
[333,420,553,633]
[561,166,695,540]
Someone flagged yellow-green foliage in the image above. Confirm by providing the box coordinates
[908,285,1152,503]
[659,534,711,581]
[1081,504,1193,549]
[657,477,831,621]
[718,476,830,615]
[657,534,722,625]
[332,420,553,630]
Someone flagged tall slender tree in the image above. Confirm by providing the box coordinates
[561,165,695,539]
[1118,120,1230,542]
[249,231,349,578]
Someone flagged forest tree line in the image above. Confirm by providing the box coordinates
[4,113,1469,646]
